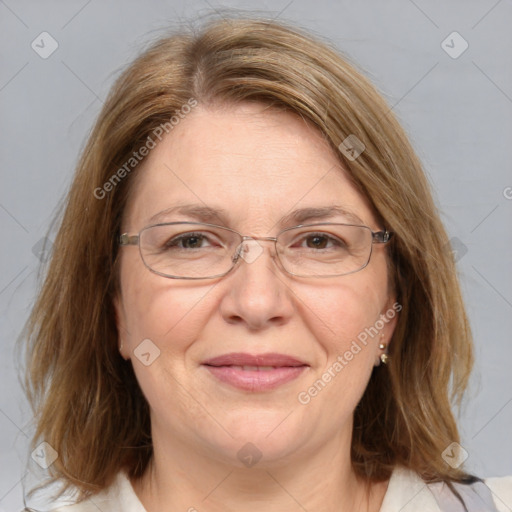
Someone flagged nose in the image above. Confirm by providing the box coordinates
[218,238,294,331]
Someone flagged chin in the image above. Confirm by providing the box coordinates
[203,410,312,467]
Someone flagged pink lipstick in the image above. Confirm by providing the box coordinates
[202,352,308,391]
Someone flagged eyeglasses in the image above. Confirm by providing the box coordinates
[119,221,393,279]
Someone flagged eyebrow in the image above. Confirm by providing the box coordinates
[148,204,365,228]
[149,205,230,225]
[279,206,365,227]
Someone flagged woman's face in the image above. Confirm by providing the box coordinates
[115,102,397,468]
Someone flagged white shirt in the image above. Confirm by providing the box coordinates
[50,466,512,512]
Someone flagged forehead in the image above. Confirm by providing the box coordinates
[123,103,377,232]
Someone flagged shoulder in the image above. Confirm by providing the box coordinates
[484,475,512,512]
[380,466,512,512]
[379,466,442,512]
[48,472,146,512]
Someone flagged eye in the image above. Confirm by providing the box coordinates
[164,232,219,250]
[304,234,331,249]
[294,232,347,250]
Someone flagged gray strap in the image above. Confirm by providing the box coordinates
[428,480,499,511]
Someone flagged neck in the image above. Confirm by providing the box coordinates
[131,427,388,512]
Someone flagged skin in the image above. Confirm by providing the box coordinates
[114,102,397,512]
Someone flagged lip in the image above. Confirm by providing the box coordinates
[202,352,309,391]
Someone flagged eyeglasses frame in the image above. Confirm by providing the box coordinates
[119,221,393,280]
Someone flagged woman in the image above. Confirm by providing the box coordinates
[23,15,512,512]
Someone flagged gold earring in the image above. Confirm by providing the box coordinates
[379,338,389,365]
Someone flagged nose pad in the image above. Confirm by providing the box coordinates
[232,238,265,265]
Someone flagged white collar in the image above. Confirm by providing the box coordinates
[379,465,442,511]
[86,466,443,512]
[53,464,509,511]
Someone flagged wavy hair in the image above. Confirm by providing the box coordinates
[22,14,474,503]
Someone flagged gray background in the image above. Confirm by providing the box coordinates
[1,0,511,510]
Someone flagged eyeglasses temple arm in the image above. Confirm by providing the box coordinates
[119,234,139,246]
[372,230,393,243]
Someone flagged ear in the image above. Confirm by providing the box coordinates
[113,294,130,360]
[381,297,400,346]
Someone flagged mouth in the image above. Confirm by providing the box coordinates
[201,353,309,391]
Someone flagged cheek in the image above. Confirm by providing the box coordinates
[299,277,385,356]
[119,273,218,415]
[118,256,216,355]
[294,281,385,423]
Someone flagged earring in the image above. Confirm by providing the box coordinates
[379,333,389,364]
[379,337,389,365]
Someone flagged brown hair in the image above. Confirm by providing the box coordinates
[22,14,474,502]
